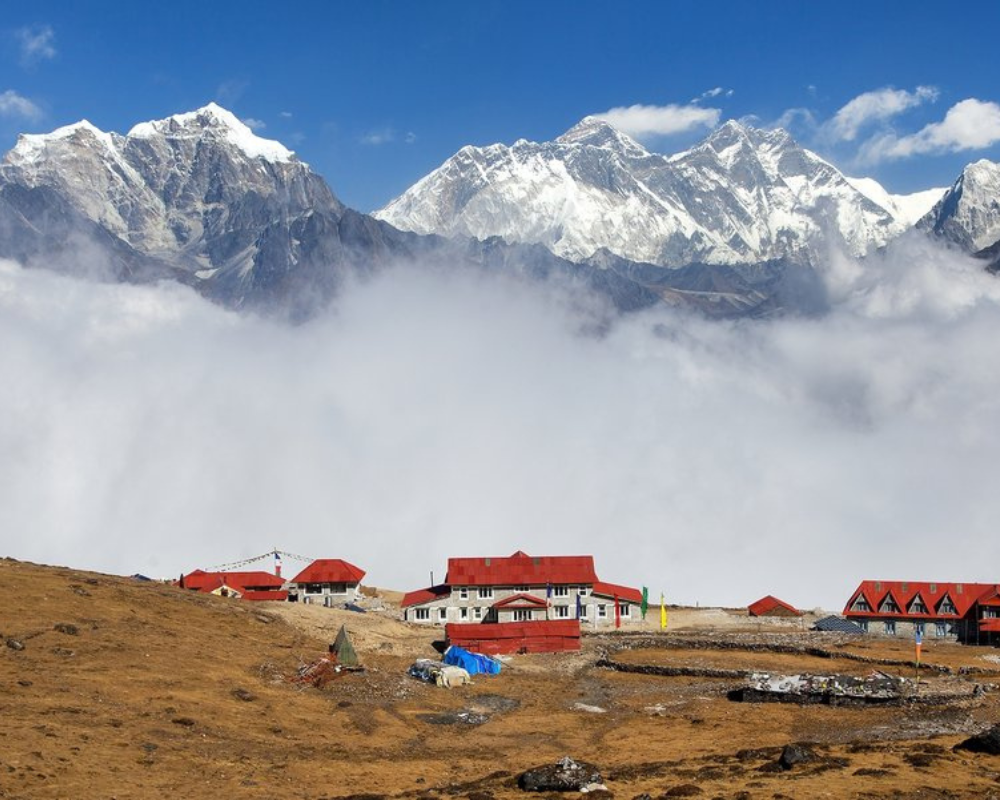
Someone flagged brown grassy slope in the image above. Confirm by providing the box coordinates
[3,558,1000,800]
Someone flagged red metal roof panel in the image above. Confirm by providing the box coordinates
[291,559,366,585]
[401,584,450,608]
[445,551,598,587]
[748,595,802,617]
[591,581,643,604]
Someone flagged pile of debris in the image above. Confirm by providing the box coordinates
[408,659,472,688]
[732,671,910,706]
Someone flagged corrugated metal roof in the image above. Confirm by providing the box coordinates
[591,581,643,604]
[748,595,802,617]
[844,580,998,620]
[291,559,366,585]
[400,584,450,608]
[445,551,598,587]
[181,570,284,594]
[813,615,866,634]
[492,593,549,609]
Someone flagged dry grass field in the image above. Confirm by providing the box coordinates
[2,558,1000,799]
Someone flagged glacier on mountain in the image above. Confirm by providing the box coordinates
[375,117,947,269]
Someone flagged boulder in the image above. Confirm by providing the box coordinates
[778,743,816,770]
[518,757,603,792]
[955,724,1000,755]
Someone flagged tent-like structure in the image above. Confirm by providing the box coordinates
[331,624,359,666]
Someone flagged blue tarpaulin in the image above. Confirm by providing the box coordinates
[442,645,502,676]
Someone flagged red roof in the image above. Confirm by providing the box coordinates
[445,550,598,587]
[401,584,450,608]
[492,593,550,609]
[591,581,643,604]
[980,618,1000,632]
[844,581,999,620]
[748,595,802,617]
[291,559,366,585]
[181,570,284,594]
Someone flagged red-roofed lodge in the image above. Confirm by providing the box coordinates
[287,559,366,606]
[402,550,643,628]
[179,569,286,601]
[844,580,1000,644]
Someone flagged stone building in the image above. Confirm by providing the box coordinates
[844,580,1000,644]
[401,550,643,628]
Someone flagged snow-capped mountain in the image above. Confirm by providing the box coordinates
[375,117,925,268]
[2,104,339,280]
[917,159,1000,253]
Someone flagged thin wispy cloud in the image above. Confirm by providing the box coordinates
[360,127,417,146]
[827,85,938,142]
[0,89,42,120]
[594,103,721,139]
[692,87,734,103]
[242,117,266,131]
[859,98,1000,163]
[15,24,56,67]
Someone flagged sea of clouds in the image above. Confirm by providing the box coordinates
[2,232,999,610]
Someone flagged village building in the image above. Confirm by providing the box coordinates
[287,559,366,606]
[179,569,287,601]
[844,580,1000,644]
[748,595,802,618]
[401,550,643,627]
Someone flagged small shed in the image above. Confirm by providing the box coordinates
[748,595,802,618]
[446,619,581,655]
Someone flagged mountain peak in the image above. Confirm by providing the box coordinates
[127,103,296,164]
[555,116,647,154]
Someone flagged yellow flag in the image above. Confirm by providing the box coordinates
[660,592,667,630]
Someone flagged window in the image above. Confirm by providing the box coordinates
[438,607,447,622]
[554,605,570,619]
[935,622,947,637]
[884,621,896,635]
[858,620,868,633]
[879,595,899,613]
[597,604,607,619]
[474,607,482,620]
[458,587,468,600]
[939,596,957,615]
[305,583,323,595]
[579,586,590,596]
[514,585,530,592]
[513,609,533,622]
[415,608,430,621]
[478,587,493,600]
[619,604,630,618]
[553,586,569,597]
[915,622,925,636]
[909,597,927,614]
[460,607,468,620]
[852,596,871,612]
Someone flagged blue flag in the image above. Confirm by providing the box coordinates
[576,593,582,619]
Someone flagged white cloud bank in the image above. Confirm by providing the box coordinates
[827,85,938,142]
[861,98,1000,163]
[2,238,1000,610]
[594,103,721,139]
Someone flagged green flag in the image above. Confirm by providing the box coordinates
[641,586,649,620]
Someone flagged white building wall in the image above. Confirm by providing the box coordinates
[403,584,641,627]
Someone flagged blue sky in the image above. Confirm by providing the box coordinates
[3,1,1000,211]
